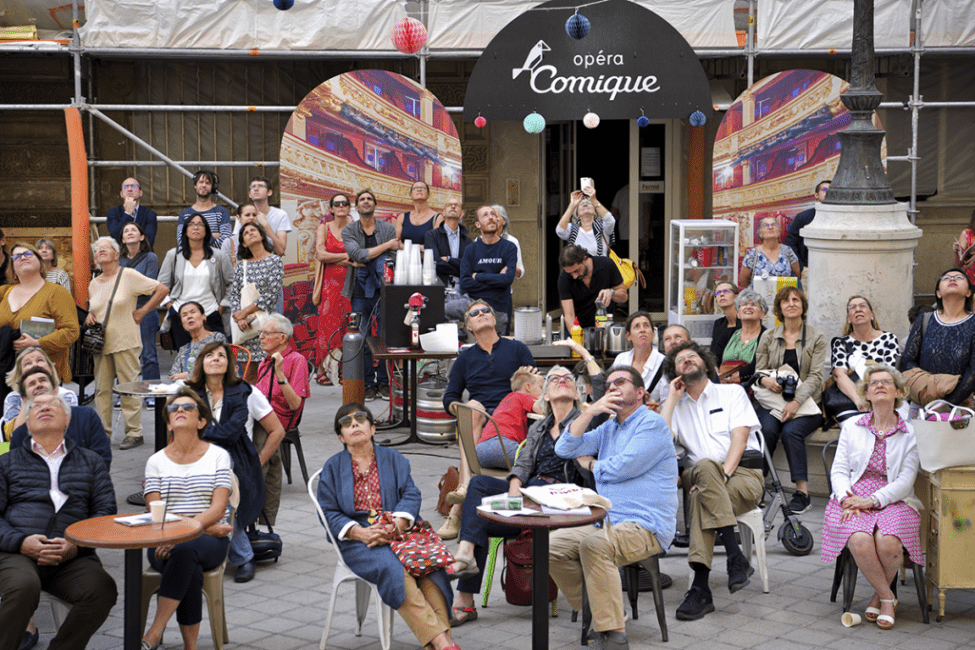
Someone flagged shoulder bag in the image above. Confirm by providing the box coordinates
[230,260,270,345]
[82,268,125,355]
[821,338,863,426]
[602,233,645,290]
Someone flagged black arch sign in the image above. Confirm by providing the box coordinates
[463,0,714,123]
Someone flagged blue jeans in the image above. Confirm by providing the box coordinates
[754,405,823,484]
[228,515,253,567]
[351,294,388,388]
[475,436,520,470]
[139,307,160,381]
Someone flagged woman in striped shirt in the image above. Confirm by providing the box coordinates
[141,388,233,650]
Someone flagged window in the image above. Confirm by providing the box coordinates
[405,96,421,118]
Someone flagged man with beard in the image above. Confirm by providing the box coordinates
[660,341,764,621]
[558,244,626,329]
[342,188,403,401]
[549,365,678,650]
[176,170,233,248]
[459,205,518,334]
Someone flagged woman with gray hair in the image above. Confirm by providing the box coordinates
[86,235,169,449]
[718,289,767,384]
[820,364,921,630]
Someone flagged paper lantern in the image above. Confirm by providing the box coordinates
[637,115,650,128]
[474,115,487,128]
[523,112,546,134]
[273,0,293,9]
[583,112,600,129]
[391,17,428,55]
[565,13,591,40]
[689,110,707,127]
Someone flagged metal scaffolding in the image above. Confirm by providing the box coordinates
[3,0,974,224]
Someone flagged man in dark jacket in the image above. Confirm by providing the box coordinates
[423,197,472,286]
[106,177,158,246]
[0,392,118,650]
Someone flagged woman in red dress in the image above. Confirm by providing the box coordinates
[314,193,353,384]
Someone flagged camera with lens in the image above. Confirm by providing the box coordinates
[777,374,798,402]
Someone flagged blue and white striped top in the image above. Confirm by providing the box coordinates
[144,443,233,524]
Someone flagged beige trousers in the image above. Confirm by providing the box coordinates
[549,522,662,632]
[253,423,282,526]
[93,346,142,439]
[396,566,450,648]
[683,460,763,568]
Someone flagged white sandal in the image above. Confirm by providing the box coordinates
[876,598,897,630]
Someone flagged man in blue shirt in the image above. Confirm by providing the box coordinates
[176,170,233,248]
[551,365,678,650]
[106,177,158,246]
[459,206,518,335]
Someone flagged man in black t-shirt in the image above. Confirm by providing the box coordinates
[558,245,626,328]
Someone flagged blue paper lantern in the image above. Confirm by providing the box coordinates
[689,110,707,127]
[637,115,650,128]
[523,112,546,134]
[565,13,591,40]
[273,0,294,9]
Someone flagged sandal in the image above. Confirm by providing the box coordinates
[315,371,332,386]
[450,605,478,627]
[447,556,479,581]
[876,598,897,630]
[864,593,881,622]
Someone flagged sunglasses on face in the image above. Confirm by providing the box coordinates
[338,412,370,428]
[467,307,492,319]
[714,289,733,296]
[332,201,350,207]
[167,402,199,413]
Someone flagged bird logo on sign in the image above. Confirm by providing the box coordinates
[512,40,551,80]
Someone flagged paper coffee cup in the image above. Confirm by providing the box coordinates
[149,500,167,524]
[841,612,861,627]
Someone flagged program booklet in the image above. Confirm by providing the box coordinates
[20,317,55,340]
[114,513,181,527]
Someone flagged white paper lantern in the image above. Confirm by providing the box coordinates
[583,112,600,129]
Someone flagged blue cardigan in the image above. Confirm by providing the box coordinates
[316,444,452,610]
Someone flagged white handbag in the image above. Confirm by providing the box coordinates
[230,260,269,345]
[751,365,821,422]
[913,400,975,472]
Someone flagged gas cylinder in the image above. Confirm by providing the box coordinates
[342,312,365,404]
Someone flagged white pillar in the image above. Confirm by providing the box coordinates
[802,203,922,345]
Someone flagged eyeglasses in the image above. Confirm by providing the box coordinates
[868,378,895,388]
[167,402,199,413]
[608,377,634,389]
[11,251,35,262]
[121,184,140,190]
[467,307,492,319]
[331,201,350,207]
[259,330,283,338]
[675,353,700,365]
[941,274,967,282]
[714,289,733,296]
[338,412,370,428]
[847,302,870,311]
[548,375,574,385]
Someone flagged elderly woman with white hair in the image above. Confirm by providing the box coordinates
[85,236,168,449]
[556,187,616,257]
[718,289,767,384]
[820,364,922,631]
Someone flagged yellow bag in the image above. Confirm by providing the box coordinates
[603,234,644,289]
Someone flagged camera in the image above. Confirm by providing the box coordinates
[777,374,798,402]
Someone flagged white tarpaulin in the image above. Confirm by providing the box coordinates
[78,0,406,50]
[922,0,975,46]
[757,0,911,49]
[428,0,739,49]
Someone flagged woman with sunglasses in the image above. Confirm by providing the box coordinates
[158,212,234,350]
[142,388,233,650]
[314,193,353,385]
[718,290,767,385]
[187,340,281,583]
[821,365,922,631]
[900,268,975,406]
[394,181,444,247]
[447,359,603,627]
[317,403,463,650]
[737,216,800,290]
[0,242,79,397]
[710,282,740,362]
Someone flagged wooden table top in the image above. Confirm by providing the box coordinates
[65,514,203,550]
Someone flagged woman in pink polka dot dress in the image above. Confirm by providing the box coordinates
[821,364,922,630]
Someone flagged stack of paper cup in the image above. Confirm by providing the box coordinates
[394,250,406,285]
[409,245,422,285]
[422,249,436,285]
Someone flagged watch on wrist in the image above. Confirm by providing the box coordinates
[277,379,288,385]
[870,495,880,508]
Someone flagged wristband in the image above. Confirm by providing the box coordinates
[277,379,288,385]
[724,472,732,483]
[584,355,595,364]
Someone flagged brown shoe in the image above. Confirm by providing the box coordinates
[445,483,467,505]
[120,436,144,450]
[437,514,461,540]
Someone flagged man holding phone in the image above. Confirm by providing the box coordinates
[660,341,764,621]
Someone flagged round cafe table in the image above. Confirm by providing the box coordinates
[114,380,182,506]
[477,504,606,650]
[66,514,203,650]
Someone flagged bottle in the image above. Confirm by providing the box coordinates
[595,303,608,329]
[545,313,553,344]
[186,350,197,376]
[570,318,583,357]
[410,310,421,349]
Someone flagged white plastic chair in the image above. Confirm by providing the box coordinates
[686,432,770,594]
[308,468,394,650]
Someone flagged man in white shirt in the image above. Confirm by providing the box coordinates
[660,342,764,621]
[233,176,292,256]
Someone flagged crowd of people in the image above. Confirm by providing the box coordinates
[0,172,962,650]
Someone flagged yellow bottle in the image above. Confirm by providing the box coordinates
[570,318,583,357]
